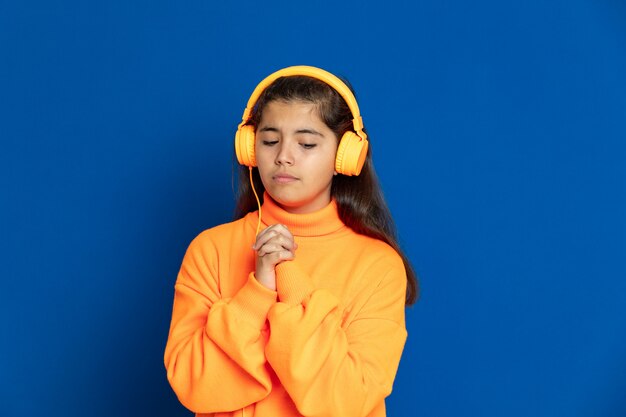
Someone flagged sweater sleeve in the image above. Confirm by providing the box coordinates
[164,233,277,413]
[265,258,408,417]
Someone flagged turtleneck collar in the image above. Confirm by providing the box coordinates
[256,192,346,237]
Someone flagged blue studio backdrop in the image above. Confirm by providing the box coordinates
[1,1,625,416]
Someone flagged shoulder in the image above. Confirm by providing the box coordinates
[176,215,255,287]
[344,231,405,272]
[339,233,407,319]
[184,215,254,260]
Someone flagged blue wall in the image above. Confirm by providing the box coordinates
[1,1,625,416]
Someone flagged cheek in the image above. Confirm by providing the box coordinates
[254,145,272,171]
[326,145,339,169]
[315,149,338,180]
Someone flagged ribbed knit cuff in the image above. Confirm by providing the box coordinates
[275,261,315,305]
[228,273,277,329]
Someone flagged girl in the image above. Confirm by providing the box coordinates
[164,66,418,417]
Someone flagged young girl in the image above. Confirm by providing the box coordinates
[164,66,418,417]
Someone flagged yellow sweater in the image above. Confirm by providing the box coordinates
[164,195,407,417]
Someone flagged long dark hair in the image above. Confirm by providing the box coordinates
[234,75,419,305]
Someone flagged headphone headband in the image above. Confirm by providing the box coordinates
[235,65,369,176]
[239,65,367,141]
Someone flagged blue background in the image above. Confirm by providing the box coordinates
[1,1,625,416]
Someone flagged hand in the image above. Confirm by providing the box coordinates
[252,224,298,291]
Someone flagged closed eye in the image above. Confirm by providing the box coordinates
[301,143,317,149]
[262,140,278,146]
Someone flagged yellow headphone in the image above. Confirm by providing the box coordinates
[234,65,369,176]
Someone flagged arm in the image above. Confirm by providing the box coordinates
[265,258,408,417]
[164,232,277,413]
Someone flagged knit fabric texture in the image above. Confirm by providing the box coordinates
[164,194,408,417]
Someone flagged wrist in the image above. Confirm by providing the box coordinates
[255,268,276,291]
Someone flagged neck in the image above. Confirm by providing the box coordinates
[258,193,345,237]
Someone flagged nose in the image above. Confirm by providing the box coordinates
[275,142,294,166]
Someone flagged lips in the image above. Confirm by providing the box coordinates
[273,173,299,184]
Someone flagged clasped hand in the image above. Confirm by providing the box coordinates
[252,224,297,291]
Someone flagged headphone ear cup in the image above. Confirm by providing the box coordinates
[235,125,257,167]
[335,131,369,176]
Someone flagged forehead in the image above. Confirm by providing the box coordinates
[259,100,324,124]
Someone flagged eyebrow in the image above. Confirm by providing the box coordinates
[258,126,324,137]
[295,129,323,137]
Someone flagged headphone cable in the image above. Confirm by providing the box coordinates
[249,166,262,236]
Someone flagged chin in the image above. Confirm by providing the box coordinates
[267,190,300,207]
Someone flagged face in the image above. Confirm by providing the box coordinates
[255,100,338,214]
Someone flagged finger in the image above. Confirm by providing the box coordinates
[253,224,283,247]
[253,228,280,250]
[253,224,295,249]
[264,224,296,249]
[263,250,295,265]
[257,239,297,256]
[271,224,295,242]
[257,243,279,257]
[265,234,297,251]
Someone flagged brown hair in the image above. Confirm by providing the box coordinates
[234,75,419,305]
